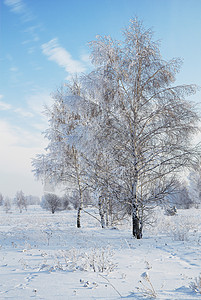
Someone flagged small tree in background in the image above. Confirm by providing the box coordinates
[188,167,201,208]
[173,181,194,209]
[26,195,41,205]
[42,193,61,214]
[0,193,3,206]
[15,190,27,213]
[4,197,11,213]
[60,194,70,210]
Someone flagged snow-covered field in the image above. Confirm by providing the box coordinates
[0,205,201,299]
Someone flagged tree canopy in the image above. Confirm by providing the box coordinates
[32,18,201,238]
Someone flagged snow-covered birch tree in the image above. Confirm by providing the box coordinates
[32,83,91,228]
[84,18,201,238]
[33,18,201,238]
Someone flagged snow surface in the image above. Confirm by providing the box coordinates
[0,205,201,299]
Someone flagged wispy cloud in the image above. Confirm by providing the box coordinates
[0,95,34,117]
[41,38,86,75]
[4,0,41,60]
[0,99,12,111]
[4,0,24,14]
[0,91,52,120]
[4,0,34,22]
[22,25,41,49]
[14,108,34,118]
[10,67,18,72]
[5,1,88,78]
[23,25,40,42]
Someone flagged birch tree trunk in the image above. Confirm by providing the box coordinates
[131,179,142,239]
[98,196,106,228]
[76,187,83,228]
[72,147,83,228]
[106,198,109,227]
[132,202,142,239]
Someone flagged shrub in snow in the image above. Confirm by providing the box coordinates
[3,197,11,213]
[15,190,27,213]
[41,193,61,214]
[48,247,117,273]
[42,229,53,246]
[137,272,157,298]
[41,193,72,212]
[190,273,201,294]
[171,216,194,241]
[165,206,177,216]
[84,247,116,273]
[148,207,199,242]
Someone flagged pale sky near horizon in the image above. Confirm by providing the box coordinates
[0,0,201,198]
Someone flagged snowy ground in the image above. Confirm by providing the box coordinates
[0,205,201,299]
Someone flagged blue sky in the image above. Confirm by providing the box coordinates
[0,0,201,198]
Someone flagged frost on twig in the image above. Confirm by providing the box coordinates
[136,272,157,298]
[190,273,201,294]
[98,273,122,298]
[38,247,117,274]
